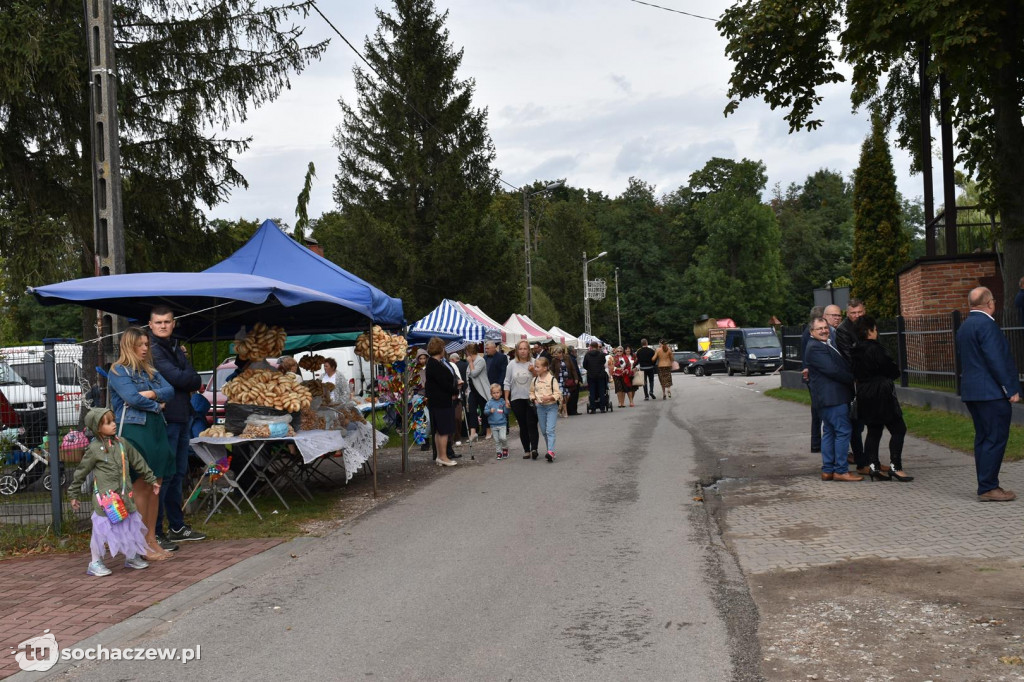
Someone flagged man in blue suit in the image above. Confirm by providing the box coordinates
[957,287,1020,501]
[804,316,863,481]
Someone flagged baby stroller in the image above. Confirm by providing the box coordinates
[585,373,613,414]
[0,426,67,495]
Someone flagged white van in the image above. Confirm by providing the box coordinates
[292,347,365,395]
[2,345,83,427]
[0,360,46,425]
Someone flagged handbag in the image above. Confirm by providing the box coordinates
[849,397,859,421]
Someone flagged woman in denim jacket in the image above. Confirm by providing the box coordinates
[108,327,175,560]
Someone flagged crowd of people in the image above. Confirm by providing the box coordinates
[802,288,1020,502]
[416,337,677,465]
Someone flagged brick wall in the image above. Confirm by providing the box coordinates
[898,255,1002,317]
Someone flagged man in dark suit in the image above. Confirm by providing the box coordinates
[804,315,863,481]
[835,299,867,470]
[957,287,1020,501]
[801,306,825,452]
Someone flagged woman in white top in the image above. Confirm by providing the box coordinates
[504,340,539,459]
[321,357,349,405]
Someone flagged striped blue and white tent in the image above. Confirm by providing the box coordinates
[410,299,501,351]
[577,332,603,349]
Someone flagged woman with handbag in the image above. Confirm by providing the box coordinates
[850,316,913,482]
[550,346,572,417]
[108,327,176,560]
[425,337,460,467]
[623,346,641,406]
[608,347,636,408]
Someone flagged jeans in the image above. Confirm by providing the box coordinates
[157,420,190,534]
[819,403,852,474]
[536,403,559,453]
[491,424,508,453]
[509,399,539,453]
[641,367,656,398]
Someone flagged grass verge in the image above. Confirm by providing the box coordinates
[764,387,1024,461]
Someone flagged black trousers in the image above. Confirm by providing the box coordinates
[641,367,656,397]
[466,389,487,433]
[864,416,907,470]
[566,387,580,415]
[509,398,539,453]
[850,411,866,466]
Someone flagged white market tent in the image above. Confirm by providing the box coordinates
[503,314,553,344]
[577,332,604,349]
[547,326,579,347]
[456,302,526,346]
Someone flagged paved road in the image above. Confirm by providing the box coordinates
[61,383,750,681]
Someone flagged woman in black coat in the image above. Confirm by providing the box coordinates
[425,337,460,467]
[851,316,913,482]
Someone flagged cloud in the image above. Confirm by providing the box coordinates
[609,74,632,94]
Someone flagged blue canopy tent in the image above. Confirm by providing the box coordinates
[29,272,378,341]
[205,220,403,328]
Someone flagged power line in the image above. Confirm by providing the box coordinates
[309,1,521,192]
[627,0,718,22]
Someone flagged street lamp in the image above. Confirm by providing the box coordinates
[583,250,607,335]
[523,180,564,316]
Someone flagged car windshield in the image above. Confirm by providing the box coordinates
[6,361,80,388]
[0,361,27,386]
[746,335,781,350]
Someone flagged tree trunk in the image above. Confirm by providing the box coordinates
[993,5,1024,320]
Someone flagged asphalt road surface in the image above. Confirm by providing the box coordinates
[63,378,765,681]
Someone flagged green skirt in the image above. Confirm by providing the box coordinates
[123,412,175,481]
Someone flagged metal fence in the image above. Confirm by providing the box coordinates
[783,312,1024,395]
[1,341,93,538]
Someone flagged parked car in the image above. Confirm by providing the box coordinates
[3,345,83,427]
[0,360,47,443]
[691,349,727,376]
[672,351,700,373]
[724,327,784,376]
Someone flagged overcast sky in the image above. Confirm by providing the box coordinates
[208,0,929,223]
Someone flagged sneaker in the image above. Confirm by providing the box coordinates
[545,451,555,462]
[501,449,509,459]
[87,560,111,577]
[124,555,149,570]
[496,451,503,460]
[155,533,180,551]
[167,525,207,542]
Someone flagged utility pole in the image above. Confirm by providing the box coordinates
[614,267,621,348]
[84,0,126,359]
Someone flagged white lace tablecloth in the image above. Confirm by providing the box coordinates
[191,425,389,482]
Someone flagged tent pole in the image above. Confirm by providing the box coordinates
[370,323,377,498]
[401,327,409,473]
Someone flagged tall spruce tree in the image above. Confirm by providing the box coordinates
[851,115,909,317]
[0,1,327,339]
[330,0,497,318]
